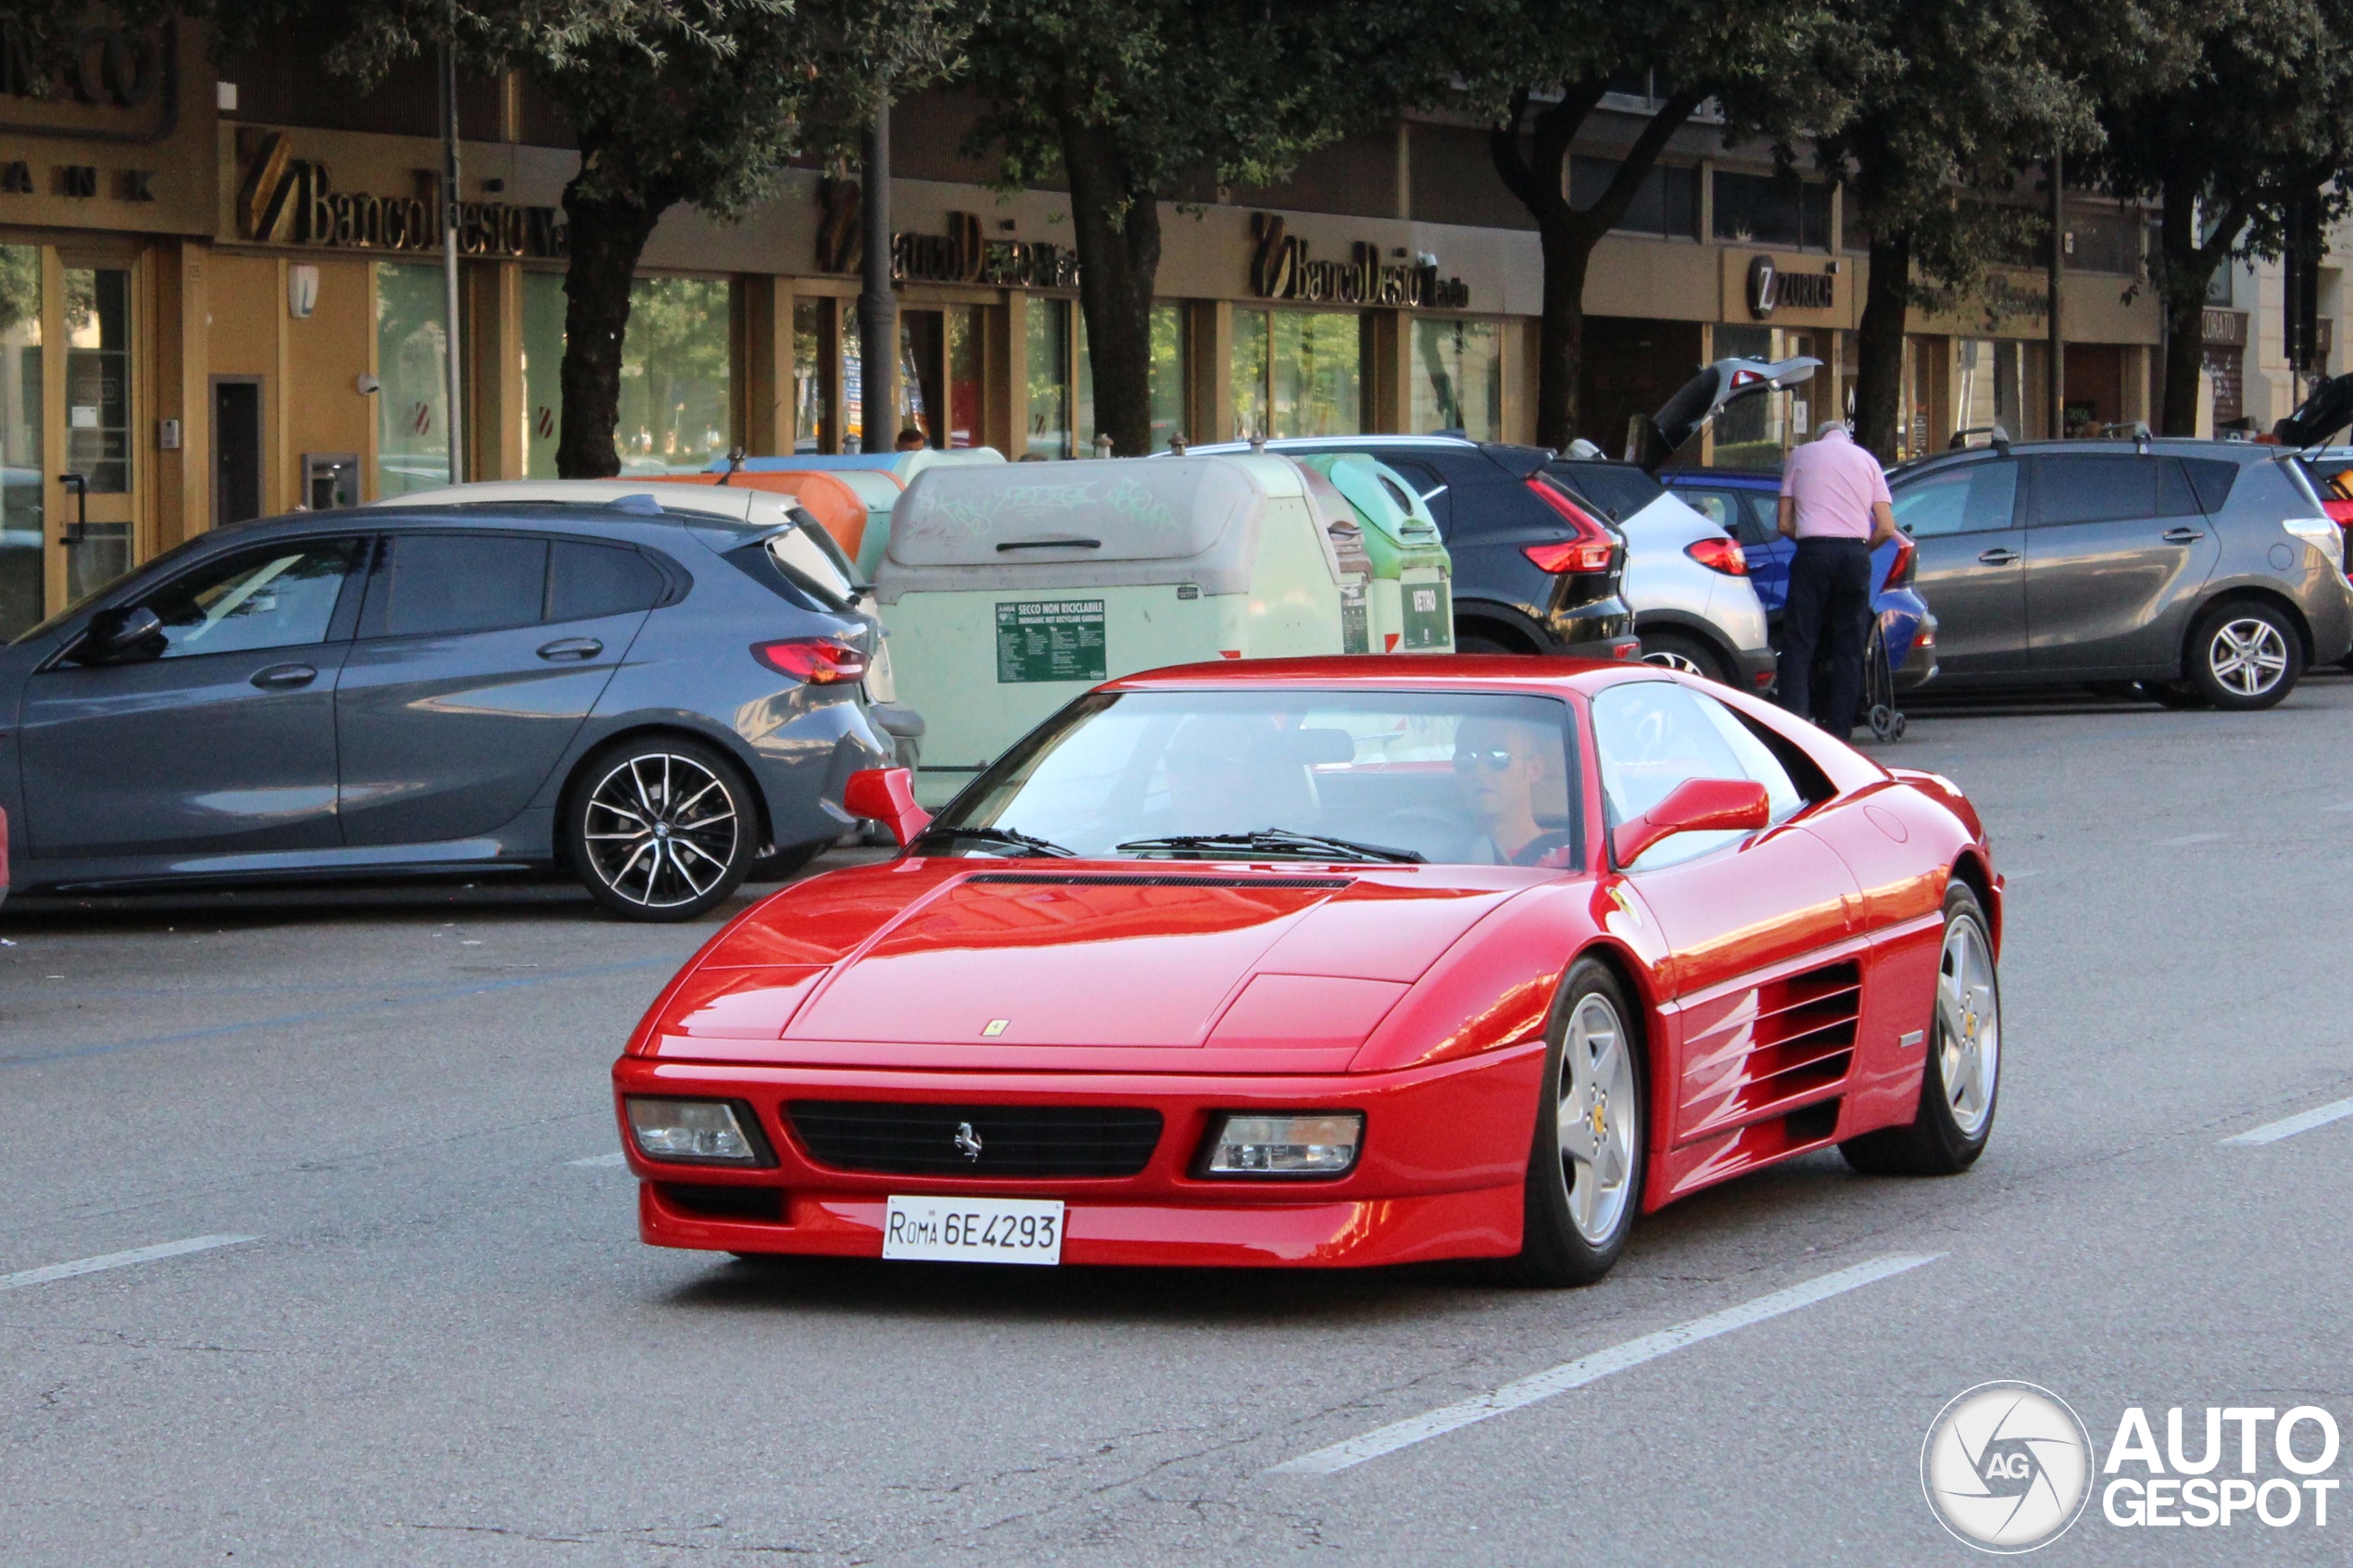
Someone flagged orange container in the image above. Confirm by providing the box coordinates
[645,471,875,561]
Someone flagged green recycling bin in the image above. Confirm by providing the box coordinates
[1298,453,1454,652]
[876,456,1360,804]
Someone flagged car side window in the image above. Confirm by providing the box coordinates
[362,533,548,638]
[1592,682,1793,869]
[550,540,666,621]
[1379,457,1453,532]
[137,538,364,659]
[1892,460,2019,538]
[2030,456,2158,525]
[2182,457,2241,512]
[1680,488,1739,532]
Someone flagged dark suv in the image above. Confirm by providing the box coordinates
[1183,437,1637,659]
[1888,435,2353,708]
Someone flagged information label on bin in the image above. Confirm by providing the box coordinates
[996,600,1108,684]
[1340,581,1370,655]
[1402,582,1452,650]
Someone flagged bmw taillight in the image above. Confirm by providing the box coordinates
[1684,536,1748,576]
[1885,533,1918,589]
[1521,479,1617,574]
[753,637,868,684]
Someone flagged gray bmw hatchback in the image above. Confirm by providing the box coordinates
[0,497,892,918]
[1888,435,2353,708]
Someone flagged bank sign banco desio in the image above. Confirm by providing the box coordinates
[236,129,567,259]
[1250,214,1470,310]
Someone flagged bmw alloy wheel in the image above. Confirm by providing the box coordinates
[1934,908,1999,1138]
[582,752,743,911]
[1642,648,1705,674]
[1558,990,1638,1246]
[2205,616,2290,698]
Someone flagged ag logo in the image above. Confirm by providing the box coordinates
[1922,1382,2093,1552]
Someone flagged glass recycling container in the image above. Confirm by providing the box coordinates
[1297,453,1454,653]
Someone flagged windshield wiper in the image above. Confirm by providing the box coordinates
[1114,828,1424,864]
[913,824,1076,859]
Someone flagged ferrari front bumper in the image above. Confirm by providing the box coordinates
[613,1046,1546,1269]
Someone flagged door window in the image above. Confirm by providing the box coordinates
[365,534,548,637]
[139,538,364,659]
[1592,681,1801,868]
[549,540,667,621]
[2030,456,2158,525]
[1892,460,2019,537]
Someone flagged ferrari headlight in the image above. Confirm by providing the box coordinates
[625,1098,767,1164]
[1202,1112,1363,1176]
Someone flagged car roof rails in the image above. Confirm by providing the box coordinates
[1947,424,2011,455]
[2094,421,2153,453]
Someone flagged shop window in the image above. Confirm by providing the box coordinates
[619,276,732,473]
[1232,307,1363,440]
[1150,303,1187,451]
[900,310,942,450]
[1026,298,1071,459]
[1412,318,1503,439]
[374,262,451,497]
[1568,157,1699,239]
[1712,171,1832,250]
[949,307,983,448]
[521,270,564,477]
[0,245,41,638]
[792,296,829,453]
[63,264,133,600]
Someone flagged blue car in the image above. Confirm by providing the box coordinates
[1664,469,1938,690]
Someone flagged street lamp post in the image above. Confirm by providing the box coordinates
[857,106,896,455]
[439,37,464,483]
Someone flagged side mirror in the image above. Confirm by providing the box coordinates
[1611,777,1771,868]
[843,766,932,847]
[77,604,165,665]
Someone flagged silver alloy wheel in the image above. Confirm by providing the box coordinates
[1642,648,1705,675]
[2206,616,2290,697]
[582,752,741,910]
[1934,911,1999,1138]
[1557,991,1638,1245]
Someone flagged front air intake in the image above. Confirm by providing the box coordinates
[786,1101,1164,1177]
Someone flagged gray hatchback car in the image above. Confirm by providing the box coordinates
[1888,435,2353,708]
[0,497,893,918]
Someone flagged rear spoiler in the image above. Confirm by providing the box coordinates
[1627,357,1821,473]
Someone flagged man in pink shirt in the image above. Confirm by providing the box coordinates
[1776,420,1897,739]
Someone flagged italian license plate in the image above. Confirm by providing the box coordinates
[882,1196,1064,1265]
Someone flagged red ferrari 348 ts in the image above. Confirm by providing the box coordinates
[611,657,2001,1286]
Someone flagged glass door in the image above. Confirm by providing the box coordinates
[0,244,42,638]
[60,258,137,601]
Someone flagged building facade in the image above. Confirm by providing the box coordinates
[5,19,2328,643]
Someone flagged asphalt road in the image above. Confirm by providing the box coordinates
[7,673,2353,1566]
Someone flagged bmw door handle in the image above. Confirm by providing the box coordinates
[1977,547,2020,566]
[2162,526,2206,544]
[536,637,604,661]
[249,663,318,690]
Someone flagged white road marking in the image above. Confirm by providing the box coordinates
[2223,1097,2353,1146]
[1265,1252,1943,1476]
[569,1151,628,1168]
[0,1234,258,1294]
[2159,832,2228,847]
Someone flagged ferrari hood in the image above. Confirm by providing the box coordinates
[677,864,1528,1048]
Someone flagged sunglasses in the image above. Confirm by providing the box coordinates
[1453,746,1520,772]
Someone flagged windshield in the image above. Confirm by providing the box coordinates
[931,689,1583,868]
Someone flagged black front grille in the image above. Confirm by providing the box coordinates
[786,1101,1164,1177]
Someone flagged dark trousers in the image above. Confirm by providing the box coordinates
[1778,537,1873,740]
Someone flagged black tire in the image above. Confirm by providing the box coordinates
[2183,599,2303,710]
[2082,681,2141,702]
[747,841,824,884]
[1840,882,1998,1176]
[567,736,758,922]
[1504,958,1647,1287]
[1638,628,1730,684]
[2137,679,2209,709]
[1456,632,1527,656]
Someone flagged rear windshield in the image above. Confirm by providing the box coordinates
[1548,461,1667,521]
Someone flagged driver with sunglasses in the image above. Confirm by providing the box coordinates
[1453,717,1576,868]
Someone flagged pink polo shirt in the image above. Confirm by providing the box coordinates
[1779,427,1890,541]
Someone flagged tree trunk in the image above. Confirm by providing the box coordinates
[1058,108,1160,458]
[557,173,665,479]
[1853,230,1912,463]
[1534,220,1592,450]
[2155,190,2218,437]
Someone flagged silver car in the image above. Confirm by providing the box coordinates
[1887,434,2353,709]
